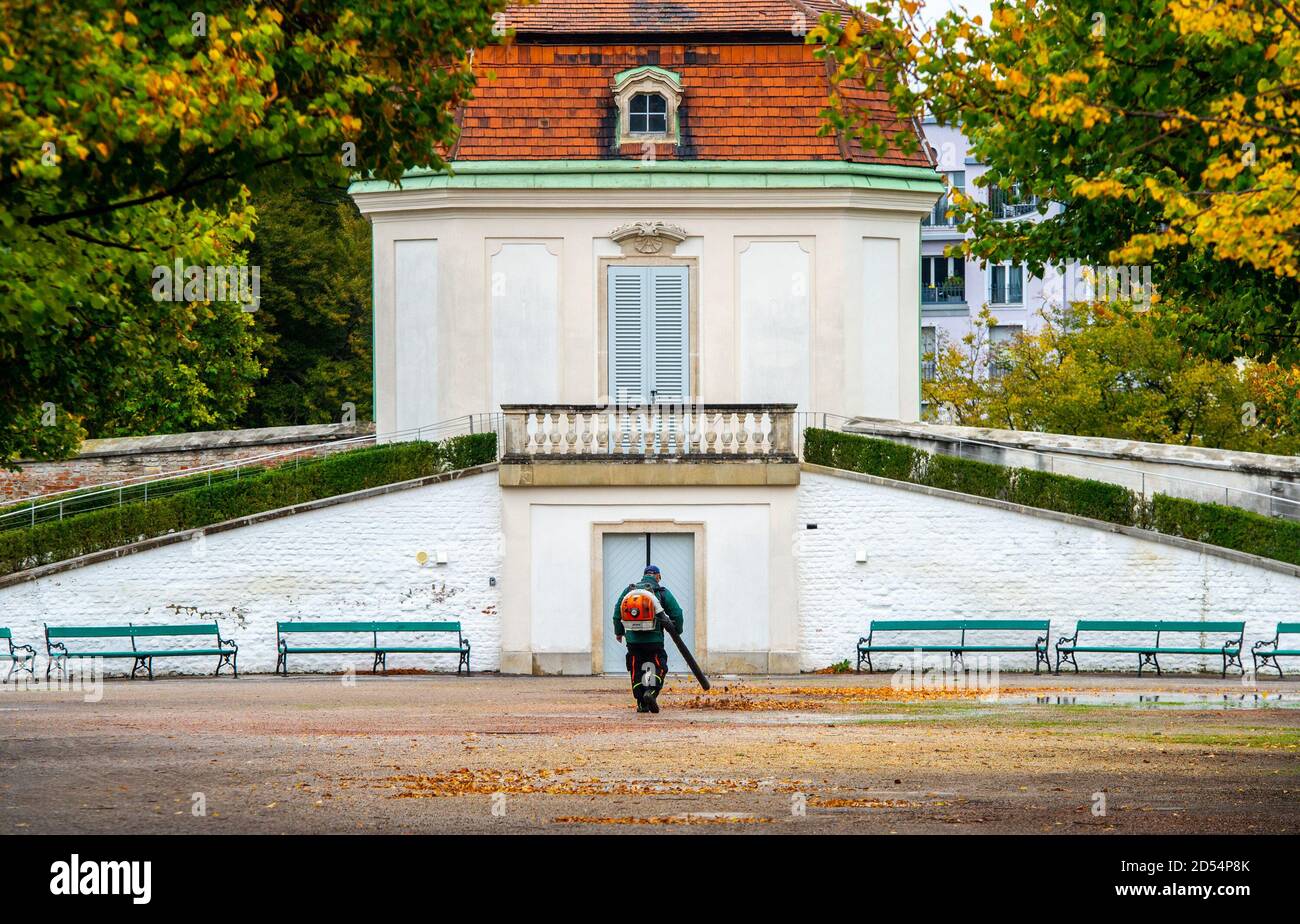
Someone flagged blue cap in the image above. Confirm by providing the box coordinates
[643,565,661,577]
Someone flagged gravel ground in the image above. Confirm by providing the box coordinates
[2,671,1298,834]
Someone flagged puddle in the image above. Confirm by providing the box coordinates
[678,710,993,725]
[994,692,1300,710]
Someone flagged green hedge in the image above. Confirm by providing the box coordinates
[0,433,496,577]
[1151,494,1300,567]
[804,428,1298,564]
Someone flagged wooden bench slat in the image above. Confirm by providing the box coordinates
[275,619,470,676]
[43,622,237,681]
[1058,619,1245,677]
[857,618,1052,674]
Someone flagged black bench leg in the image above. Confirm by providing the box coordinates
[1223,651,1243,678]
[1138,653,1159,677]
[215,651,237,678]
[276,649,286,676]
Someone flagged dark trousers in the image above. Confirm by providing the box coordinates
[626,643,667,701]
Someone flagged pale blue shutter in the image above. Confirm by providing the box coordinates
[649,266,689,403]
[607,265,689,405]
[608,267,647,404]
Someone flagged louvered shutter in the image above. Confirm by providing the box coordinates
[648,266,689,403]
[608,267,647,404]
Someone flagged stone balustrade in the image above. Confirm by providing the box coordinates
[499,404,797,464]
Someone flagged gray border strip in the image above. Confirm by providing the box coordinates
[0,464,498,590]
[802,462,1300,580]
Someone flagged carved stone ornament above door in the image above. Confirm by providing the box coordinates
[610,221,688,256]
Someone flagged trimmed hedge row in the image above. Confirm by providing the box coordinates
[1151,494,1300,567]
[803,428,1300,566]
[0,433,496,577]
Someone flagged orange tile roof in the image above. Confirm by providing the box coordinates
[504,0,851,34]
[456,40,930,166]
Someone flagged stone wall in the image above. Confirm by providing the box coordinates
[796,467,1300,673]
[1,423,373,502]
[0,469,502,675]
[841,418,1300,520]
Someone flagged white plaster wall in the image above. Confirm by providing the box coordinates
[796,469,1300,672]
[501,483,799,672]
[393,240,438,432]
[738,239,811,409]
[526,499,775,655]
[491,241,561,409]
[0,472,502,676]
[362,188,931,430]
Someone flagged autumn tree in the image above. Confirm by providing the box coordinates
[239,177,373,429]
[923,303,1300,453]
[0,0,505,463]
[815,0,1300,366]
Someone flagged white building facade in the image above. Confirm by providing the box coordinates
[345,0,945,673]
[919,118,1093,386]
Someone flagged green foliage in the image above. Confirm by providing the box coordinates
[0,433,496,577]
[1008,469,1137,526]
[916,452,1011,500]
[240,178,374,428]
[923,304,1300,454]
[1151,495,1300,568]
[804,428,1297,564]
[801,428,920,481]
[1,0,506,463]
[816,0,1300,364]
[78,294,265,438]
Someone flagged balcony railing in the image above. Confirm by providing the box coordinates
[921,195,956,228]
[922,278,966,304]
[500,404,798,462]
[987,186,1038,220]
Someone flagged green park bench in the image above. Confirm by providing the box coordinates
[856,618,1052,674]
[44,623,238,680]
[1055,619,1245,677]
[1251,622,1300,679]
[275,620,471,675]
[3,628,36,682]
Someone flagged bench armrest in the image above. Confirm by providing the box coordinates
[1221,636,1242,651]
[1055,633,1077,650]
[218,634,238,652]
[47,639,68,656]
[1035,634,1048,650]
[857,636,869,647]
[1252,635,1279,653]
[15,643,36,656]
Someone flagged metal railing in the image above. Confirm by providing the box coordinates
[807,416,1300,522]
[922,278,966,304]
[0,413,503,535]
[500,404,798,461]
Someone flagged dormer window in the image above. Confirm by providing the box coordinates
[630,93,668,135]
[612,66,681,148]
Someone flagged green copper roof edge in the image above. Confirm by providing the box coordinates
[350,160,943,195]
[613,65,681,88]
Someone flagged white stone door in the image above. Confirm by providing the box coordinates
[602,532,696,675]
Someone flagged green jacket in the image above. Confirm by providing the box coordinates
[613,578,684,646]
